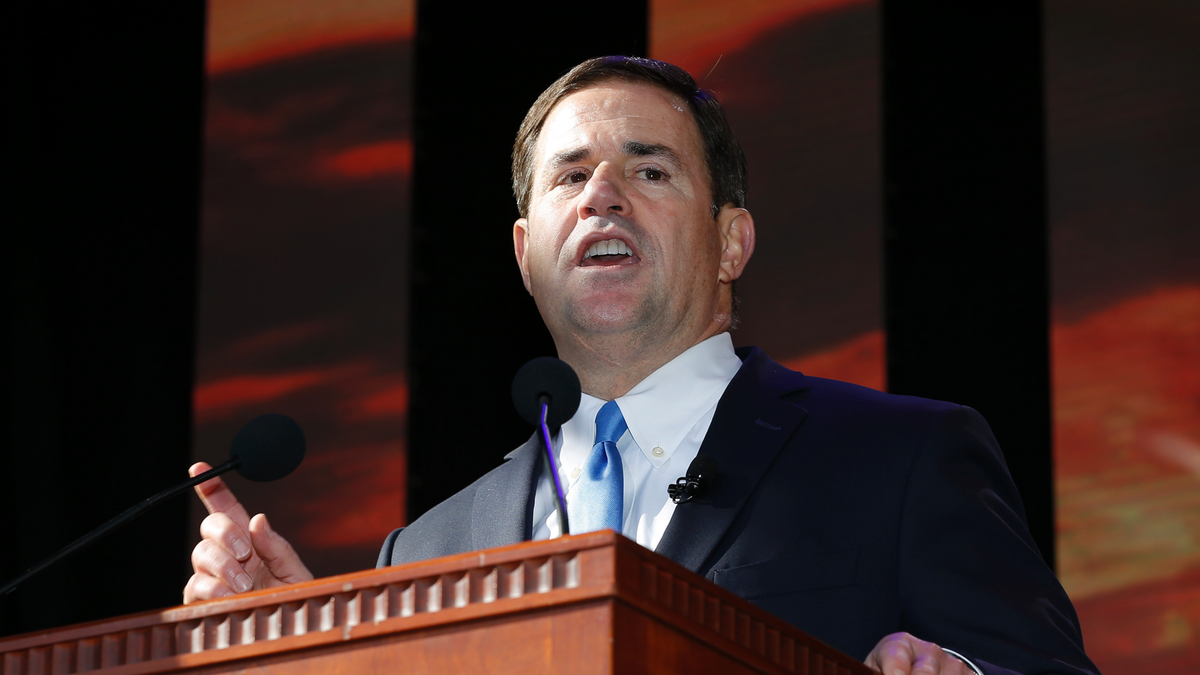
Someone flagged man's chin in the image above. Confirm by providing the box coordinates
[563,300,656,337]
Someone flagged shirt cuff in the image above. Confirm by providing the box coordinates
[941,648,985,675]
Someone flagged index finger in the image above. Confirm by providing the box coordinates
[190,462,252,531]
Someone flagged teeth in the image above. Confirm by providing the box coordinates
[585,239,632,259]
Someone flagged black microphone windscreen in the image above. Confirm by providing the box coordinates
[512,357,582,428]
[230,413,306,482]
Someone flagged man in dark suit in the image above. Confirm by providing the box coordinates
[184,57,1098,675]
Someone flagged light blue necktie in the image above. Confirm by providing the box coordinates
[568,400,627,535]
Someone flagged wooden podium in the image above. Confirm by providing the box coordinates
[2,531,872,675]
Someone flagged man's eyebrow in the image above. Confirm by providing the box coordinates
[624,141,682,167]
[547,147,591,169]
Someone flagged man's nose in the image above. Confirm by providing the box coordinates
[577,164,631,219]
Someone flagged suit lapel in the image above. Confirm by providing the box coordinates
[655,347,809,574]
[471,434,542,551]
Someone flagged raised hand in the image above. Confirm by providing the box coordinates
[183,462,313,603]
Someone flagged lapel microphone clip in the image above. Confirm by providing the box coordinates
[668,454,718,504]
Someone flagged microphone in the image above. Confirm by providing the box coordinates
[229,413,307,482]
[0,413,306,596]
[511,357,581,429]
[668,454,718,505]
[512,357,581,536]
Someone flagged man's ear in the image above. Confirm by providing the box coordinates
[716,205,755,284]
[513,218,534,294]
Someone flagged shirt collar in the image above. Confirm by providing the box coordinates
[559,333,742,469]
[620,333,741,466]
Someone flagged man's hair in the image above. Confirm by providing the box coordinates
[512,56,748,220]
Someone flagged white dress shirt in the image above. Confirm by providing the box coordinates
[531,332,743,551]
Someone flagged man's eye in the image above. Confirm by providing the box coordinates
[567,171,587,184]
[640,168,664,181]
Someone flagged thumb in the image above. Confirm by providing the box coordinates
[248,513,314,586]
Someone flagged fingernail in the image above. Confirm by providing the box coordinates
[232,538,251,560]
[234,573,253,593]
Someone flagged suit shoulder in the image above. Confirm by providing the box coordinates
[791,372,963,419]
[740,346,963,419]
[784,372,1006,481]
[385,439,540,566]
[388,481,477,562]
[737,346,976,437]
[386,454,508,561]
[400,449,520,537]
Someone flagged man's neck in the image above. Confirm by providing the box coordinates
[560,324,729,400]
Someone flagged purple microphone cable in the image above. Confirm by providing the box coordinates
[540,401,570,536]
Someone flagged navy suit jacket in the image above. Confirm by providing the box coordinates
[379,347,1098,675]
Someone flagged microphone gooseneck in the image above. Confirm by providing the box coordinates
[539,401,570,536]
[513,357,581,538]
[1,414,306,597]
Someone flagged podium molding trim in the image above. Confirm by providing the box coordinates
[2,531,871,675]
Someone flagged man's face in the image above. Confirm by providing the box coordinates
[513,81,729,352]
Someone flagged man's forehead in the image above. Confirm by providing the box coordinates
[536,81,698,159]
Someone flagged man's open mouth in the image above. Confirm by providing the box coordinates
[581,238,638,267]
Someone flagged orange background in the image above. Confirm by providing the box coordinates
[195,1,1199,671]
[194,0,413,575]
